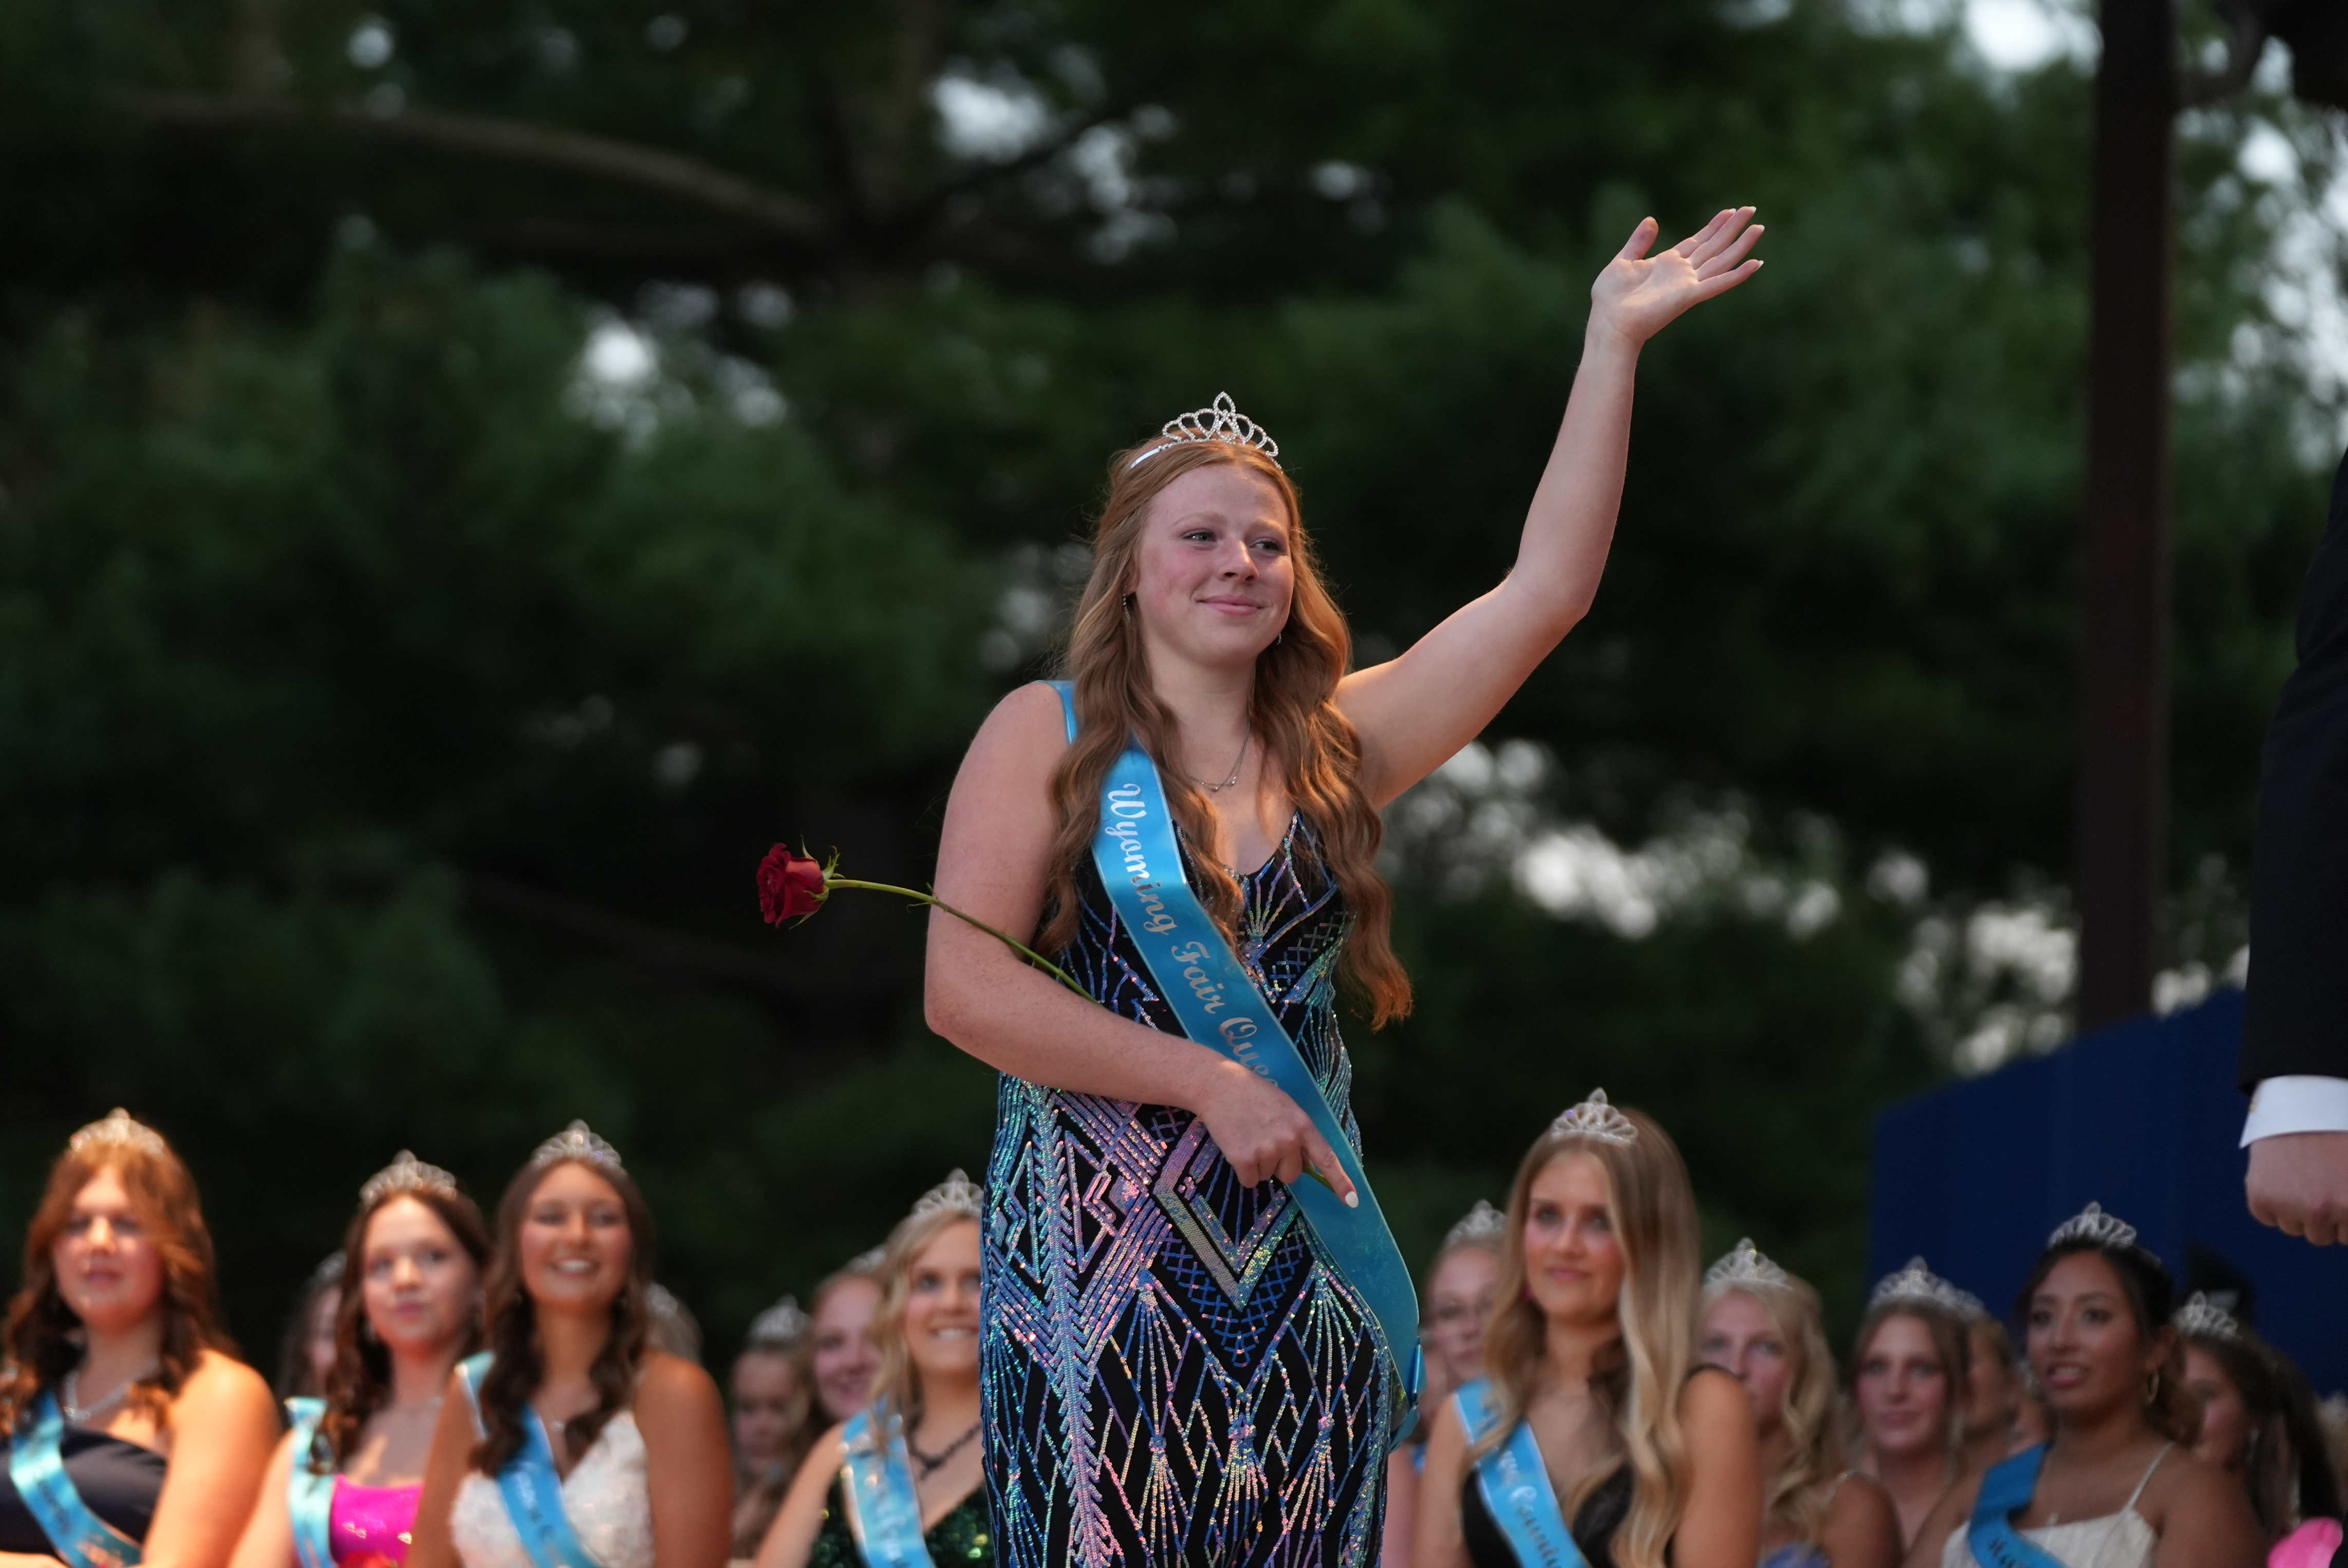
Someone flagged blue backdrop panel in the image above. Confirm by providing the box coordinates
[1871,988,2348,1393]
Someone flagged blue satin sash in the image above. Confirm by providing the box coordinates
[6,1391,144,1568]
[1453,1378,1588,1568]
[1049,681,1423,1440]
[457,1354,609,1568]
[283,1397,337,1568]
[1967,1445,2065,1568]
[838,1407,936,1568]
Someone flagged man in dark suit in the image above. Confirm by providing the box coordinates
[2243,444,2348,1245]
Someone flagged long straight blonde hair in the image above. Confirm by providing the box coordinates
[1475,1106,1701,1568]
[1699,1276,1844,1546]
[1036,438,1412,1026]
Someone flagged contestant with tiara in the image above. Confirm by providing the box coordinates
[1413,1091,1760,1568]
[925,207,1764,1565]
[406,1123,731,1568]
[1385,1202,1512,1565]
[1906,1204,2260,1568]
[2174,1294,2343,1566]
[755,1171,990,1568]
[231,1152,489,1568]
[730,1296,815,1560]
[1850,1259,1971,1550]
[805,1259,883,1430]
[0,1110,279,1568]
[1697,1240,1897,1568]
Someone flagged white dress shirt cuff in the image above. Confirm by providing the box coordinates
[2241,1075,2348,1145]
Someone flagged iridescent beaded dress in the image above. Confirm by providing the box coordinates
[981,815,1394,1568]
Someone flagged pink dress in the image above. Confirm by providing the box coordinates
[2270,1519,2343,1568]
[329,1479,421,1567]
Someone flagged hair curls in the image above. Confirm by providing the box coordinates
[311,1186,490,1472]
[0,1130,231,1435]
[1701,1275,1846,1546]
[470,1157,657,1474]
[1477,1106,1700,1568]
[1037,439,1412,1026]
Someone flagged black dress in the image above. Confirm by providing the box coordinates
[0,1422,167,1553]
[1460,1465,1632,1568]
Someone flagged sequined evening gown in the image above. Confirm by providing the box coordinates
[980,817,1394,1568]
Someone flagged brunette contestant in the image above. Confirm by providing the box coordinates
[0,1110,278,1568]
[1698,1240,1897,1568]
[407,1123,730,1568]
[927,207,1763,1566]
[1906,1204,2260,1568]
[1385,1202,1511,1565]
[755,1172,989,1568]
[730,1297,814,1560]
[1413,1092,1760,1568]
[232,1153,488,1568]
[2175,1294,2343,1564]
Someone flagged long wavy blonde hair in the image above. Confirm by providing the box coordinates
[1699,1275,1844,1546]
[865,1207,981,1432]
[1475,1106,1700,1568]
[1036,437,1412,1026]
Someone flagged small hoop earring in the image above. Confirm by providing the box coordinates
[2143,1369,2159,1405]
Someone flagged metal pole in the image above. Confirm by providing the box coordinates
[2075,0,2175,1031]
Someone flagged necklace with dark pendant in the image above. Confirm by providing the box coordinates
[907,1419,981,1479]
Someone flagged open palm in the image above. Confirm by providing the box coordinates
[1590,207,1765,346]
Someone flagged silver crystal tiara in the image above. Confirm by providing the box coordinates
[68,1108,169,1159]
[2048,1201,2137,1252]
[910,1168,983,1221]
[1550,1088,1638,1145]
[2174,1291,2243,1342]
[1705,1238,1792,1293]
[746,1295,810,1348]
[1870,1256,1964,1313]
[1443,1200,1506,1253]
[531,1120,625,1173]
[1944,1284,1989,1321]
[1127,391,1282,470]
[359,1150,459,1208]
[846,1243,888,1275]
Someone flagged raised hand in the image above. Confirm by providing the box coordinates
[1588,207,1764,348]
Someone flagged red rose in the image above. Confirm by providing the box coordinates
[758,844,828,924]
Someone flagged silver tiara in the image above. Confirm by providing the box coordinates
[1443,1201,1506,1252]
[2048,1201,2137,1252]
[531,1120,625,1173]
[1870,1256,1964,1313]
[1944,1285,1989,1321]
[1127,391,1282,470]
[68,1108,169,1159]
[846,1244,887,1275]
[1550,1088,1637,1145]
[910,1168,983,1221]
[359,1150,459,1208]
[747,1295,810,1348]
[2174,1292,2243,1342]
[1705,1238,1792,1293]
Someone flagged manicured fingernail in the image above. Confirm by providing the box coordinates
[1344,1190,1360,1209]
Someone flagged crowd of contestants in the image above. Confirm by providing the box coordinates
[1,1103,2342,1568]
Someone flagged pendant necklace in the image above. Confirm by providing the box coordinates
[908,1419,981,1479]
[62,1361,155,1425]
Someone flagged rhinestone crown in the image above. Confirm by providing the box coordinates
[1870,1256,1967,1313]
[1549,1088,1638,1146]
[1443,1200,1507,1253]
[2174,1291,2243,1342]
[359,1150,460,1208]
[530,1119,625,1173]
[747,1295,810,1348]
[1128,391,1282,471]
[1705,1238,1792,1293]
[2048,1201,2138,1252]
[910,1168,983,1221]
[67,1109,169,1160]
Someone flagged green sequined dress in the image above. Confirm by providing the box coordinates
[808,1475,992,1567]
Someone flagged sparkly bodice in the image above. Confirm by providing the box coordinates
[329,1478,420,1567]
[450,1414,653,1568]
[980,815,1393,1568]
[808,1474,992,1567]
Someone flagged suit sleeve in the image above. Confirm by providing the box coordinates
[2242,445,2348,1091]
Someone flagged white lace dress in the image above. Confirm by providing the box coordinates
[450,1413,656,1568]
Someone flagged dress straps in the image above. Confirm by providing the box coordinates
[2121,1444,2172,1514]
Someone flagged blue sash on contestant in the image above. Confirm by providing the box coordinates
[283,1397,337,1568]
[1453,1378,1588,1568]
[457,1354,608,1568]
[838,1407,937,1568]
[6,1391,144,1568]
[1050,681,1424,1440]
[1966,1446,2065,1568]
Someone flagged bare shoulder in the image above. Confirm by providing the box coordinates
[176,1348,276,1420]
[1824,1470,1902,1564]
[1830,1469,1897,1529]
[971,681,1071,757]
[633,1350,723,1420]
[1678,1364,1752,1427]
[2145,1446,2250,1520]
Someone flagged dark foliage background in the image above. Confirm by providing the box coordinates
[1,0,2338,1361]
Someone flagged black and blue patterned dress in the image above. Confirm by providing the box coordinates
[980,815,1393,1568]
